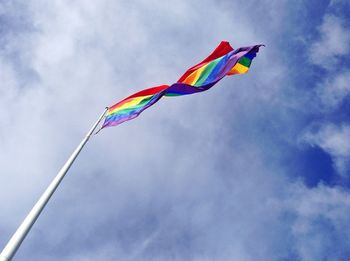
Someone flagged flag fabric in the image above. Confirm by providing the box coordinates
[102,85,169,128]
[102,41,263,129]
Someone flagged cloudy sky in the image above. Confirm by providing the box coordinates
[1,0,350,260]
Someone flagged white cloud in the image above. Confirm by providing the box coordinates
[1,0,350,260]
[309,15,350,69]
[303,123,350,176]
[286,183,350,261]
[316,71,350,109]
[0,1,286,259]
[304,2,350,179]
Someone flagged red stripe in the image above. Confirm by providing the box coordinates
[108,85,169,111]
[177,41,234,83]
[127,85,169,98]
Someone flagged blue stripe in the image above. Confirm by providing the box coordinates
[202,53,230,85]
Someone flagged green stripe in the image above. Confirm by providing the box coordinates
[194,58,221,87]
[164,93,181,97]
[109,96,154,115]
[110,105,142,116]
[238,56,251,67]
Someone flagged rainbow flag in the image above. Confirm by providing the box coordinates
[102,41,263,129]
[102,85,169,128]
[164,42,261,96]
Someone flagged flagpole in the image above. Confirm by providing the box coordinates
[0,107,108,261]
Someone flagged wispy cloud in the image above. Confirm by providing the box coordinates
[302,123,350,176]
[309,14,350,70]
[316,71,350,110]
[1,0,350,260]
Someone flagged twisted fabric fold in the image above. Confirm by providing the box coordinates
[102,41,263,129]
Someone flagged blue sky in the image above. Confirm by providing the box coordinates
[0,0,350,260]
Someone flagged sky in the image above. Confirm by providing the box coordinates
[0,0,350,260]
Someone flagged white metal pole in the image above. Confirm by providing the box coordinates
[0,108,108,261]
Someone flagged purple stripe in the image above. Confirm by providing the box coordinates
[165,82,217,96]
[102,90,166,128]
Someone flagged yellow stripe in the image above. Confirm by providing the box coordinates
[109,95,152,114]
[183,63,209,85]
[228,63,249,75]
